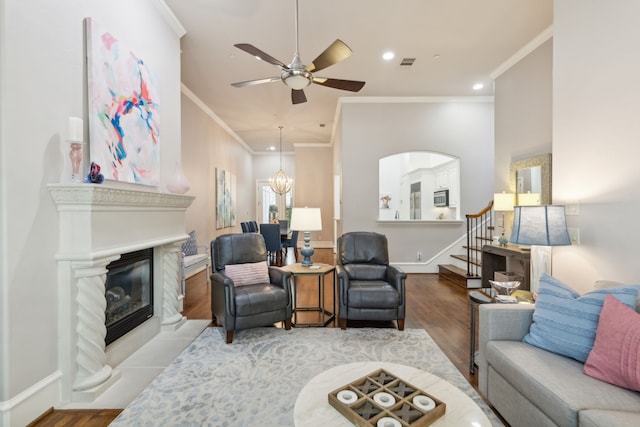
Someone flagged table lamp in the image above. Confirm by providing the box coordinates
[290,207,322,266]
[493,192,515,246]
[509,205,571,293]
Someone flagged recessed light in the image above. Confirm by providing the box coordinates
[382,51,395,61]
[473,83,484,91]
[267,146,276,151]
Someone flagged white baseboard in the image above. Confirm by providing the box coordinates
[0,370,62,427]
[392,262,439,274]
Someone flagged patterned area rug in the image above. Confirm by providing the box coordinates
[110,327,502,426]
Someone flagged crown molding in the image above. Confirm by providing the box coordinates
[154,0,187,38]
[490,25,553,80]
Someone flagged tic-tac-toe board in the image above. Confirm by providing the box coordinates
[328,368,446,427]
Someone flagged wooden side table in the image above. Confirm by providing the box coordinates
[481,244,531,290]
[282,263,336,327]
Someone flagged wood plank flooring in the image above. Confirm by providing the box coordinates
[29,248,479,426]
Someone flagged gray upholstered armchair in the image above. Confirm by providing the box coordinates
[336,232,407,330]
[210,233,292,343]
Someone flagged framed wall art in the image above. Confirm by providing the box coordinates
[85,18,160,186]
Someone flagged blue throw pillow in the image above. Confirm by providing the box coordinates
[181,231,198,256]
[523,273,640,362]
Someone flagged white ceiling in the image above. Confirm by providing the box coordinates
[164,0,553,153]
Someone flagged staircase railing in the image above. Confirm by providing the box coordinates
[465,200,494,277]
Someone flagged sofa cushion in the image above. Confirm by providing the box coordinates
[522,273,639,362]
[182,230,198,256]
[225,261,269,287]
[584,295,640,391]
[580,409,640,427]
[486,340,640,427]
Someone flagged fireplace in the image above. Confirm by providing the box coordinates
[105,248,154,345]
[49,184,195,402]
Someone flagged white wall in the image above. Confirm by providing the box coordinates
[552,0,640,292]
[339,98,494,264]
[494,39,553,193]
[0,1,181,424]
[181,90,256,242]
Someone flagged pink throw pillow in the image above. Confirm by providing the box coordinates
[225,261,270,287]
[583,294,640,391]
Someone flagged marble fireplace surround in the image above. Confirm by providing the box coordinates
[48,184,194,403]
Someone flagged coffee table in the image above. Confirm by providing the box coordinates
[293,361,491,426]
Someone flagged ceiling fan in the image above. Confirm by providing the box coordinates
[230,0,366,104]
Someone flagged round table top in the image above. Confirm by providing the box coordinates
[293,361,491,426]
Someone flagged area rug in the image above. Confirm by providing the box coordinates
[110,327,503,426]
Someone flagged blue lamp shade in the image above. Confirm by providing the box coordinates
[510,205,571,246]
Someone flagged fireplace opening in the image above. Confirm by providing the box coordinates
[105,248,154,345]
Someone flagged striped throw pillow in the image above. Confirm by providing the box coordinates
[523,273,640,362]
[225,261,270,287]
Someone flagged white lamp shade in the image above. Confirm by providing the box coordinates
[493,192,515,211]
[510,205,571,246]
[290,207,322,231]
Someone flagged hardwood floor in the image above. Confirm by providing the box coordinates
[30,248,478,426]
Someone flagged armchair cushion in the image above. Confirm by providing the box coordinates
[347,281,400,308]
[224,261,269,287]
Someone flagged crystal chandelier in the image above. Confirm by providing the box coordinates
[270,126,292,195]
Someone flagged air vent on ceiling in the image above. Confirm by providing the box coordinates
[400,58,416,66]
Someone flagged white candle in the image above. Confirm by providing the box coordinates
[68,116,83,142]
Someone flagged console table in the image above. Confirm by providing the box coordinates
[481,244,531,291]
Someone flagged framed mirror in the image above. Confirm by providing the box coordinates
[510,153,551,205]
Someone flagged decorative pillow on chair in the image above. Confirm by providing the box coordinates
[583,295,640,391]
[182,231,198,256]
[523,273,640,362]
[225,261,270,287]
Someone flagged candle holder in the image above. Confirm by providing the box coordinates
[69,142,84,183]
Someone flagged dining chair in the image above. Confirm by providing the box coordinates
[282,230,299,262]
[259,223,284,264]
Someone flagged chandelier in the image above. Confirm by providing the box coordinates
[270,126,292,195]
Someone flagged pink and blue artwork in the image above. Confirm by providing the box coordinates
[85,18,160,186]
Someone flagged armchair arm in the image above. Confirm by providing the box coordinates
[268,267,292,308]
[477,304,535,396]
[336,265,350,318]
[386,265,407,290]
[211,271,237,316]
[268,266,292,290]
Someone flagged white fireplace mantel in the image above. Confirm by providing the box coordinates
[48,184,195,403]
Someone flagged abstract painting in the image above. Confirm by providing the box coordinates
[85,18,160,186]
[216,168,236,229]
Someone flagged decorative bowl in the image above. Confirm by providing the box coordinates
[489,280,521,296]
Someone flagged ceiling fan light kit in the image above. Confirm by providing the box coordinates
[231,0,365,104]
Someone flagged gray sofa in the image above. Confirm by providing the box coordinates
[477,304,640,427]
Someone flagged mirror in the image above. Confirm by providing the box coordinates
[510,154,551,205]
[379,152,460,220]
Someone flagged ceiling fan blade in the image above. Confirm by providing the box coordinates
[234,44,288,69]
[306,39,353,73]
[291,89,307,104]
[312,77,366,92]
[231,77,281,88]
